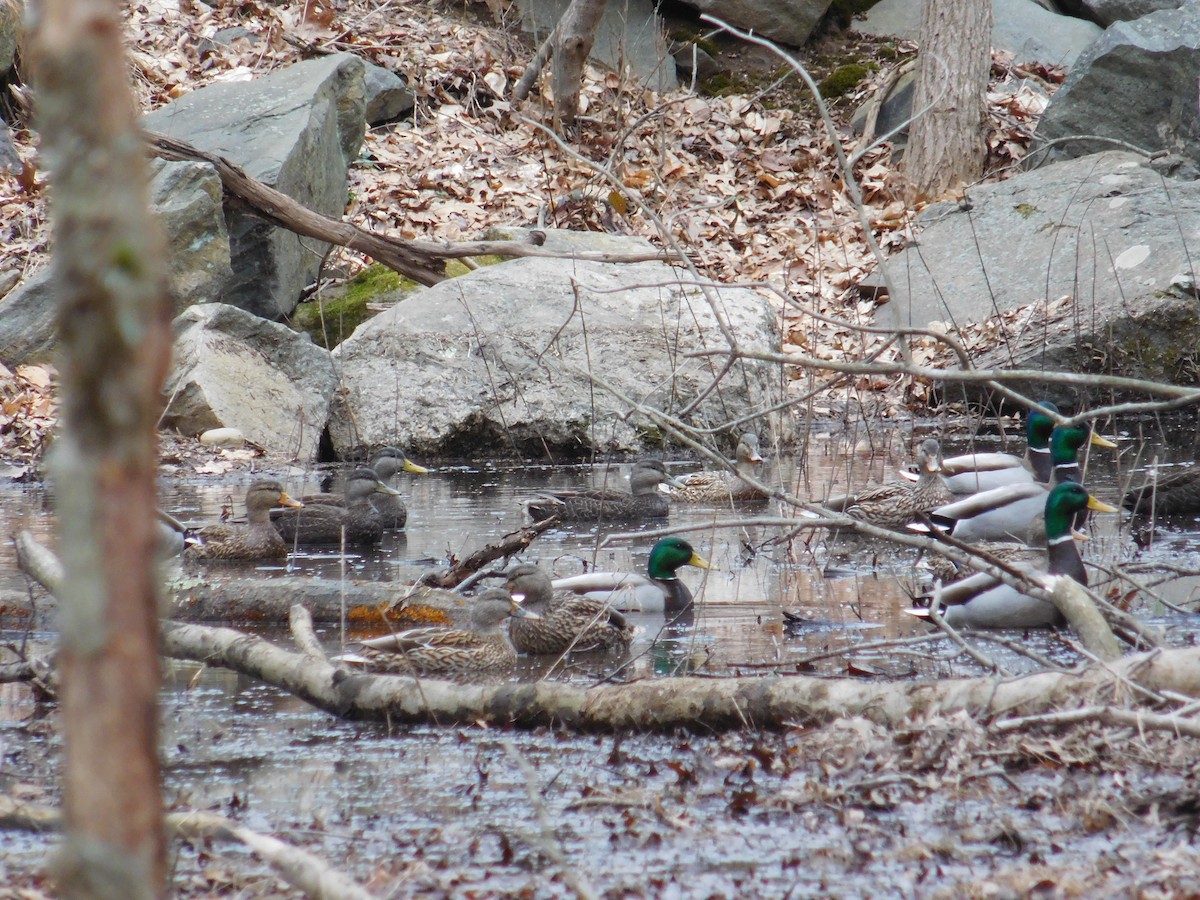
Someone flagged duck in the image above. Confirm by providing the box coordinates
[909,481,1118,628]
[671,433,769,504]
[503,563,633,655]
[915,424,1116,544]
[273,467,402,545]
[921,402,1060,495]
[550,536,711,613]
[341,588,535,677]
[523,460,685,523]
[366,446,428,528]
[184,480,303,561]
[1123,466,1200,516]
[824,439,955,529]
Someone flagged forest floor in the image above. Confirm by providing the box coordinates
[0,0,1062,461]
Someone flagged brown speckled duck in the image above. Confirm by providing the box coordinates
[367,446,428,528]
[504,563,633,655]
[524,460,684,523]
[274,467,401,545]
[343,589,535,678]
[672,433,768,504]
[826,439,954,529]
[185,480,302,561]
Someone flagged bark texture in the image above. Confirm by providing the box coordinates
[550,0,607,130]
[29,0,172,893]
[903,0,992,199]
[162,615,1200,733]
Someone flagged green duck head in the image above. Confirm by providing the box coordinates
[646,537,711,580]
[1043,481,1117,540]
[1049,423,1118,468]
[1026,401,1059,450]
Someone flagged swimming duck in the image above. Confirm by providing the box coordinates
[367,446,428,528]
[550,537,711,613]
[926,402,1060,494]
[524,460,685,523]
[917,424,1116,544]
[185,480,303,561]
[274,467,401,545]
[1123,466,1200,516]
[343,588,535,677]
[672,433,769,504]
[504,563,633,655]
[910,482,1117,628]
[824,439,955,529]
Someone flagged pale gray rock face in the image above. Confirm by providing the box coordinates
[161,304,338,463]
[1034,3,1200,168]
[878,151,1200,401]
[327,253,786,458]
[145,53,367,319]
[853,0,1102,67]
[680,0,833,47]
[0,160,232,366]
[1057,0,1183,27]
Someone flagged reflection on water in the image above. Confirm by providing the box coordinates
[0,422,1198,679]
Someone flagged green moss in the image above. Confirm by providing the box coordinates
[290,264,417,349]
[1013,203,1039,218]
[444,255,506,278]
[819,63,870,99]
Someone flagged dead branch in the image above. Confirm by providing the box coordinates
[143,130,675,287]
[0,796,373,899]
[419,517,560,588]
[161,617,1200,732]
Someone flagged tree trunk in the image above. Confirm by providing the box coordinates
[550,0,607,131]
[29,0,172,893]
[902,0,992,200]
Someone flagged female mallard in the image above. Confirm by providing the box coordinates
[1123,466,1200,516]
[824,439,955,529]
[917,424,1116,544]
[274,467,401,546]
[524,460,684,523]
[923,402,1059,495]
[504,563,633,655]
[550,537,711,613]
[344,589,535,677]
[184,480,303,561]
[911,482,1117,628]
[672,433,769,504]
[367,446,428,529]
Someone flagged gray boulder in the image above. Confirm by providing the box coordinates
[363,63,414,125]
[515,0,676,92]
[0,0,20,75]
[0,159,232,366]
[144,53,366,319]
[879,151,1200,395]
[1057,0,1183,27]
[853,0,1102,68]
[161,304,337,462]
[679,0,832,47]
[327,252,784,457]
[1034,4,1200,168]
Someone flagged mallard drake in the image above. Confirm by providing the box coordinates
[672,433,769,504]
[503,563,633,655]
[1123,466,1200,516]
[343,588,535,677]
[367,446,428,528]
[823,439,955,529]
[923,402,1060,494]
[524,460,685,523]
[917,424,1116,544]
[274,467,401,545]
[550,537,711,613]
[910,482,1117,628]
[185,480,303,561]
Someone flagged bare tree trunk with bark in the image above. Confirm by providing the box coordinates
[512,0,607,132]
[903,0,993,201]
[29,0,172,893]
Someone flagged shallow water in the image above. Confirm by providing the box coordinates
[4,421,1200,893]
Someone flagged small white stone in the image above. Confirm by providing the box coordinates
[199,427,246,448]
